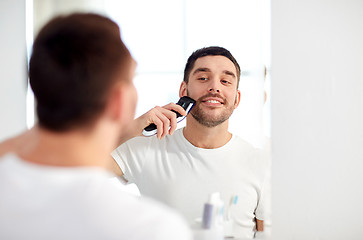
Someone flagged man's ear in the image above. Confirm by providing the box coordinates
[179,81,187,98]
[234,90,241,109]
[106,83,124,122]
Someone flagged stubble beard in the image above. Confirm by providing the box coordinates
[187,91,236,128]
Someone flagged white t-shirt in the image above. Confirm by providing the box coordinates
[112,128,271,239]
[0,153,192,240]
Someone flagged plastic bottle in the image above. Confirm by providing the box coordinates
[202,192,224,229]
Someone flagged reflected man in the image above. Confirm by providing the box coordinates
[111,46,270,239]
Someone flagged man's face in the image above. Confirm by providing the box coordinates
[180,55,241,127]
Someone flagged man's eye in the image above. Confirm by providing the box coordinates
[221,80,231,84]
[198,77,208,81]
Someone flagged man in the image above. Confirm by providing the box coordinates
[111,46,271,239]
[0,13,191,240]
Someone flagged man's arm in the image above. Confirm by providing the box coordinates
[256,218,264,231]
[255,218,271,238]
[108,102,187,177]
[119,102,187,145]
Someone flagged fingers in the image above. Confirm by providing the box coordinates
[152,106,172,139]
[163,103,187,116]
[162,103,187,136]
[140,103,187,139]
[168,112,178,136]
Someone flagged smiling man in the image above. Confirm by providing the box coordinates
[110,46,271,239]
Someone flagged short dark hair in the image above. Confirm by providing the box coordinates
[29,13,131,131]
[183,46,241,87]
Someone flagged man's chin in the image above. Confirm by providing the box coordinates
[191,113,229,128]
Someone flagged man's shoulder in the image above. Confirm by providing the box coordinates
[231,135,270,164]
[91,184,192,239]
[0,138,17,158]
[230,134,259,151]
[0,130,36,158]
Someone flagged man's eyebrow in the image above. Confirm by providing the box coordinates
[223,70,236,78]
[192,68,211,75]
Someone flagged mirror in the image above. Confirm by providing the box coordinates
[29,0,271,238]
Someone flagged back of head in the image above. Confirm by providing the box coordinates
[183,46,241,87]
[29,13,131,131]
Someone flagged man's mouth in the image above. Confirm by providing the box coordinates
[204,99,223,104]
[200,94,225,105]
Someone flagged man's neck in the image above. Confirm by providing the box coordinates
[183,117,232,149]
[15,124,117,168]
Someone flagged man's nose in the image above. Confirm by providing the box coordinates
[209,88,220,93]
[208,80,220,93]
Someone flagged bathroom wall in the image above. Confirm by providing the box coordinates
[0,0,27,141]
[271,0,363,239]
